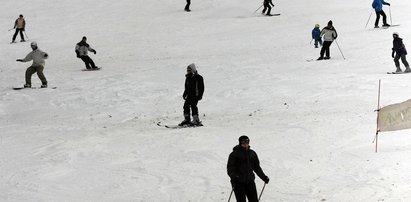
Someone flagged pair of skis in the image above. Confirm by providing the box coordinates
[157,122,203,129]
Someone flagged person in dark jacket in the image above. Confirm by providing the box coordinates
[262,0,274,16]
[179,63,204,126]
[312,24,322,48]
[392,32,410,73]
[184,0,191,12]
[372,0,390,28]
[227,136,269,202]
[75,36,98,70]
[317,20,337,60]
[12,14,26,43]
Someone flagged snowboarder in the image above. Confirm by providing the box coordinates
[16,42,48,88]
[317,20,337,60]
[227,136,269,202]
[184,0,191,12]
[75,36,98,70]
[12,14,26,43]
[392,32,410,73]
[372,0,390,28]
[179,63,204,126]
[312,24,323,48]
[262,0,274,16]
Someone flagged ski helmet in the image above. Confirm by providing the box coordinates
[238,135,250,145]
[393,32,399,37]
[30,41,37,47]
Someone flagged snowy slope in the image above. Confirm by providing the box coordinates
[2,0,411,201]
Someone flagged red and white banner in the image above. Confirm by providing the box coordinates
[378,99,411,132]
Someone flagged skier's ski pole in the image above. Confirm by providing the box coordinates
[8,28,14,31]
[389,6,393,25]
[254,4,264,13]
[335,39,346,60]
[365,9,373,29]
[310,39,313,45]
[228,185,235,202]
[23,31,29,40]
[258,183,267,202]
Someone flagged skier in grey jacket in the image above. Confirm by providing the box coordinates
[75,36,98,70]
[317,20,337,60]
[16,41,48,88]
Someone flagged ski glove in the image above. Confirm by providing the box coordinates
[263,176,270,184]
[16,59,23,62]
[392,52,395,58]
[92,49,97,54]
[387,3,391,6]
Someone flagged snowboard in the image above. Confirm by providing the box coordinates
[387,71,411,74]
[156,122,203,129]
[13,86,57,90]
[82,67,101,71]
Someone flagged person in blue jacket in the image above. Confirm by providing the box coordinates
[312,24,322,48]
[372,0,390,28]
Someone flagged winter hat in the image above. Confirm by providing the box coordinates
[315,24,320,28]
[30,41,37,47]
[328,20,333,26]
[82,36,87,40]
[238,135,250,145]
[187,63,197,73]
[393,32,399,37]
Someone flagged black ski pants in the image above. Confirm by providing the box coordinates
[394,54,410,68]
[375,10,388,26]
[185,0,191,10]
[262,2,271,15]
[12,28,25,41]
[232,181,258,202]
[183,97,198,117]
[320,41,333,58]
[80,55,96,69]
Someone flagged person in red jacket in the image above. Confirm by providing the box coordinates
[12,14,26,43]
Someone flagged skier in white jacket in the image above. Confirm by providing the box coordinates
[16,41,49,88]
[317,20,338,60]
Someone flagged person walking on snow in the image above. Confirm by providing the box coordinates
[179,63,204,126]
[317,20,337,60]
[16,42,48,88]
[392,32,410,73]
[312,24,323,48]
[262,0,274,16]
[75,36,98,70]
[372,0,390,28]
[12,14,26,43]
[184,0,191,12]
[227,136,269,202]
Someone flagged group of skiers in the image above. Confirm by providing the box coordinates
[11,15,99,88]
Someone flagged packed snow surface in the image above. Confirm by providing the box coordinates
[2,0,411,201]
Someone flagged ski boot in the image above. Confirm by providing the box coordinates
[405,67,411,73]
[315,45,318,48]
[21,39,25,42]
[191,115,202,126]
[179,114,191,126]
[383,24,390,27]
[324,56,330,60]
[24,84,31,88]
[374,25,379,28]
[317,57,324,61]
[41,84,48,88]
[395,67,403,73]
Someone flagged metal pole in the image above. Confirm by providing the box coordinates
[389,6,393,25]
[23,31,29,40]
[365,9,373,29]
[334,39,346,60]
[375,79,381,153]
[254,4,264,13]
[228,185,235,202]
[257,183,267,202]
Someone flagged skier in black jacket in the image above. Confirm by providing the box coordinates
[227,136,269,202]
[262,0,274,16]
[392,32,410,73]
[179,63,204,126]
[184,0,191,12]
